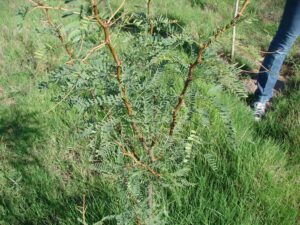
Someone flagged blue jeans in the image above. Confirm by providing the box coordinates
[255,0,300,103]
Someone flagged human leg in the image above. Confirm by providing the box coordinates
[255,0,300,103]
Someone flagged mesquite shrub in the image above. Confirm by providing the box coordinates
[19,0,250,224]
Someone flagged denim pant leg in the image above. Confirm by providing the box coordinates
[255,0,300,103]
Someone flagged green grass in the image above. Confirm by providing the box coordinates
[0,0,299,224]
[257,62,300,164]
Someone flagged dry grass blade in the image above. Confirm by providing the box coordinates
[107,0,126,25]
[81,41,107,62]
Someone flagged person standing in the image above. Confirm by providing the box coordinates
[253,0,300,121]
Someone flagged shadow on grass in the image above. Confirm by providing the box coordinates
[0,107,119,224]
[0,108,42,153]
[0,108,46,187]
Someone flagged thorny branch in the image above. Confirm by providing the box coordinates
[147,0,153,34]
[28,0,93,20]
[115,142,161,178]
[169,0,250,136]
[28,0,150,153]
[75,194,87,225]
[90,0,150,153]
[27,0,74,62]
[45,10,73,62]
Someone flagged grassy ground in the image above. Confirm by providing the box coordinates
[0,0,299,224]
